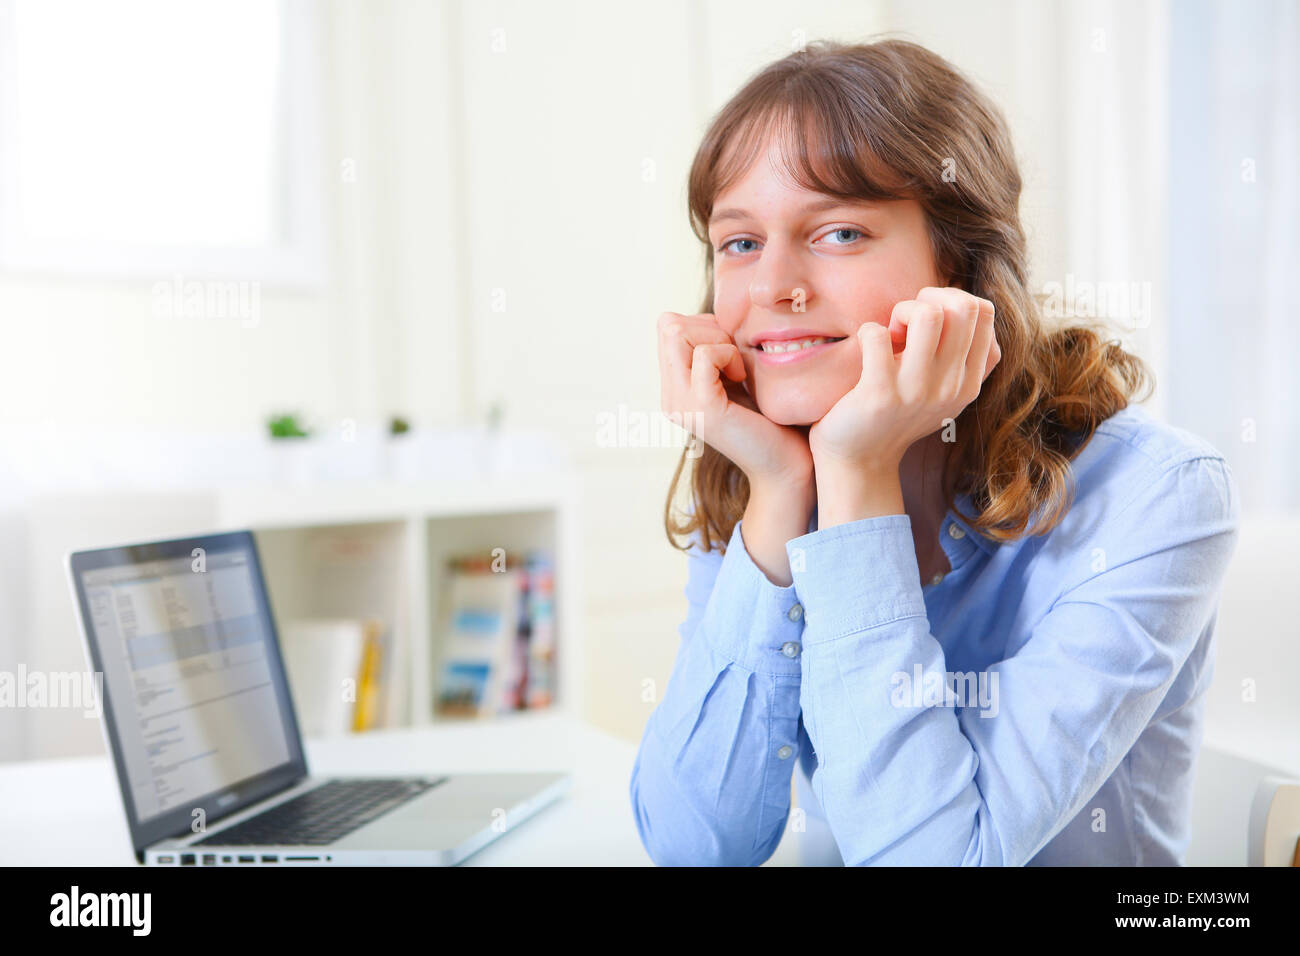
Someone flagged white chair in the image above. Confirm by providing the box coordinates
[1248,776,1300,866]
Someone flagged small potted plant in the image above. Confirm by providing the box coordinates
[266,412,314,485]
[386,413,418,481]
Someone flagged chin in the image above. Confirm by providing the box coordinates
[756,395,834,427]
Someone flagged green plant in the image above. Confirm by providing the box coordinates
[267,413,311,438]
[389,415,410,435]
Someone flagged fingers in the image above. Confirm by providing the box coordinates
[886,301,911,353]
[894,300,944,382]
[964,295,999,388]
[723,375,760,413]
[984,334,1002,382]
[855,322,895,390]
[658,312,743,421]
[658,313,738,367]
[690,343,745,407]
[915,287,979,393]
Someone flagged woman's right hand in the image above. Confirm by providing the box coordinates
[657,311,815,490]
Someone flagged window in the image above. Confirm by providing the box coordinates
[0,0,323,284]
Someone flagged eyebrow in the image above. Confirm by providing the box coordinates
[708,197,874,227]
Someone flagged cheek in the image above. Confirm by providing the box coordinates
[861,249,943,307]
[836,276,907,327]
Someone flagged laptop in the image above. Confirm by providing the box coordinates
[65,528,571,866]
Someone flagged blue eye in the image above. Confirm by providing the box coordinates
[718,238,758,255]
[820,227,864,245]
[716,228,866,256]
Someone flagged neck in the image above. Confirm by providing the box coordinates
[899,431,950,536]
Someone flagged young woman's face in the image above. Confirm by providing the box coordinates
[708,142,945,426]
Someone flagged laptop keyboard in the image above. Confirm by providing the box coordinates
[193,777,447,847]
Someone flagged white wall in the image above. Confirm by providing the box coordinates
[6,0,1275,760]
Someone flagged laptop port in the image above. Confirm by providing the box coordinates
[283,856,319,861]
[158,855,175,864]
[202,854,216,866]
[221,855,232,863]
[238,855,255,863]
[261,855,278,863]
[180,853,196,866]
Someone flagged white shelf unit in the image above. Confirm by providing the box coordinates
[211,471,585,729]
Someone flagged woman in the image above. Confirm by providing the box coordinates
[631,38,1240,866]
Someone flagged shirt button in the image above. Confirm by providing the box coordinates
[777,745,793,760]
[787,603,803,622]
[780,641,801,659]
[947,523,966,540]
[930,572,945,586]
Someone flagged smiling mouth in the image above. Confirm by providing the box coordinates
[755,335,848,354]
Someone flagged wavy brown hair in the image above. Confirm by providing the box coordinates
[665,37,1153,555]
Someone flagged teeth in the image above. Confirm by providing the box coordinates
[760,336,841,353]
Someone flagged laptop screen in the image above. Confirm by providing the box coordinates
[68,530,309,858]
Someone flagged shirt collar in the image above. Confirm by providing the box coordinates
[949,490,999,556]
[806,491,999,555]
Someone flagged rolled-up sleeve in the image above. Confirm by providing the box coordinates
[629,519,805,866]
[786,455,1240,866]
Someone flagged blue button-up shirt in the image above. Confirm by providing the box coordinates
[630,404,1240,865]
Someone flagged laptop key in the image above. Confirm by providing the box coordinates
[193,777,446,847]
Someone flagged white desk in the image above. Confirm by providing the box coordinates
[11,708,1280,866]
[0,711,804,867]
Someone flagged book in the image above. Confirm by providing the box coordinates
[434,547,556,718]
[352,619,385,731]
[281,617,387,736]
[435,557,523,717]
[523,550,556,709]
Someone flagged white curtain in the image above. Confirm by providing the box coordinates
[1166,0,1299,513]
[1057,0,1171,421]
[1045,0,1297,514]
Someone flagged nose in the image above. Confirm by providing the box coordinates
[748,237,810,312]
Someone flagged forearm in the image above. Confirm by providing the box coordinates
[742,476,816,586]
[630,518,806,866]
[631,667,798,866]
[814,459,905,529]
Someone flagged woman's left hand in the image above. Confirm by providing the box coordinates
[808,287,1000,474]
